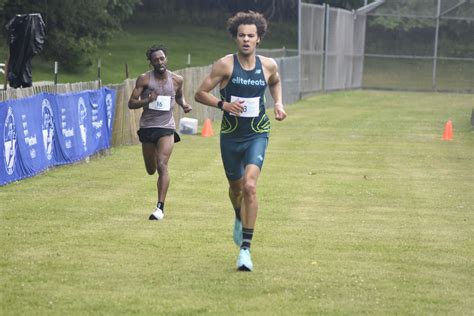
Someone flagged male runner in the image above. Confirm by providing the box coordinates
[129,44,192,220]
[194,12,287,271]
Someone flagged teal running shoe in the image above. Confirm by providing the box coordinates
[236,248,253,272]
[233,218,242,246]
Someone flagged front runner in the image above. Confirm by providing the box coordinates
[194,11,287,271]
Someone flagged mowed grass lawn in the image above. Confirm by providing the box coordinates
[1,90,473,314]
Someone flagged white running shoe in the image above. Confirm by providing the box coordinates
[149,207,164,220]
[236,248,253,272]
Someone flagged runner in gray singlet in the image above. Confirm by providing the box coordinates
[139,69,177,130]
[129,44,192,220]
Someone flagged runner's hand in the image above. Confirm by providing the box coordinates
[147,91,158,103]
[274,103,287,121]
[224,100,245,116]
[182,103,192,113]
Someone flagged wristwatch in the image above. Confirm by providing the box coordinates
[217,100,224,111]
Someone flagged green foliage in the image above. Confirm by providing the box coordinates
[106,0,139,21]
[369,16,434,31]
[136,0,300,25]
[368,0,474,31]
[1,0,141,71]
[366,2,474,59]
[47,32,96,70]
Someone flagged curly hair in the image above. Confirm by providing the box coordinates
[146,44,167,61]
[227,11,267,39]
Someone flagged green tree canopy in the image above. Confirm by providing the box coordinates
[135,0,374,24]
[0,0,388,71]
[1,0,141,71]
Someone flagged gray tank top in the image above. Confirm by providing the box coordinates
[139,70,176,129]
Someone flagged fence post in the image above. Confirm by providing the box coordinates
[297,0,302,99]
[3,59,8,90]
[471,108,474,128]
[125,63,129,79]
[97,59,101,88]
[323,3,330,92]
[54,61,58,85]
[432,0,441,91]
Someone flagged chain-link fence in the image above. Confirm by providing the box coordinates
[298,0,473,94]
[326,7,367,91]
[299,3,368,95]
[299,4,326,94]
[364,0,474,92]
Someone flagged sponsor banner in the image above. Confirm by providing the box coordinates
[0,87,116,186]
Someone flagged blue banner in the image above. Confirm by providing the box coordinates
[0,87,116,186]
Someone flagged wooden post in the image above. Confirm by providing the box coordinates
[54,61,58,85]
[97,59,101,88]
[125,63,129,79]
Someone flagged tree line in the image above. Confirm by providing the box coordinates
[1,0,140,70]
[0,0,375,70]
[1,0,471,71]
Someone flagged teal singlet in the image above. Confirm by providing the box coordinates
[219,54,270,141]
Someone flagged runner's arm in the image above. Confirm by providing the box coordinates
[128,74,156,109]
[266,58,287,121]
[175,75,192,113]
[194,58,244,115]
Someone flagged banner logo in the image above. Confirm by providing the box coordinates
[42,99,54,161]
[106,93,113,130]
[78,97,87,151]
[4,107,17,175]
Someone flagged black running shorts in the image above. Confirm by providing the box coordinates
[137,128,181,143]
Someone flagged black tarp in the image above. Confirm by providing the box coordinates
[6,14,45,88]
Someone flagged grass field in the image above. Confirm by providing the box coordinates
[364,57,474,92]
[1,90,473,314]
[28,25,237,85]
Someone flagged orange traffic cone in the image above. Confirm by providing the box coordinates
[201,118,214,137]
[442,120,453,141]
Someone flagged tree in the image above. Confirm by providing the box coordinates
[365,0,474,57]
[1,0,141,71]
[135,0,374,25]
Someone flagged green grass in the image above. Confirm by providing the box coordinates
[364,57,474,92]
[16,23,294,85]
[1,90,473,314]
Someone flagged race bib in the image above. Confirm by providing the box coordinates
[230,96,260,118]
[149,95,171,111]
